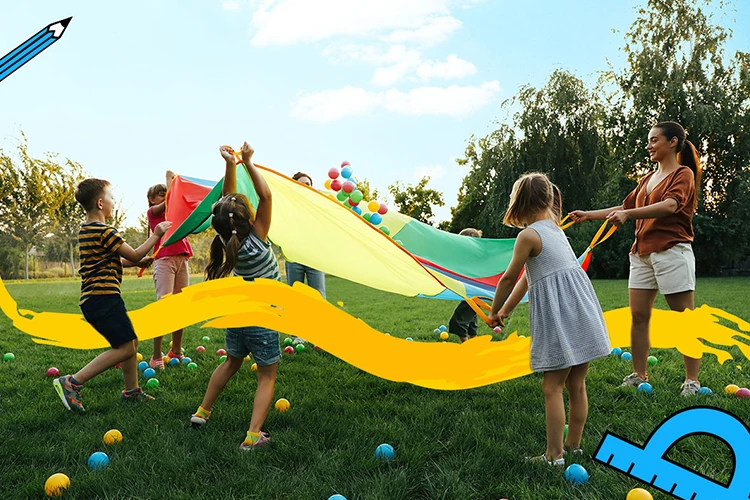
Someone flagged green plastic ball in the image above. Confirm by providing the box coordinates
[295,344,305,353]
[187,362,198,370]
[564,424,568,441]
[145,378,160,389]
[220,355,227,363]
[201,336,210,342]
[647,355,658,366]
[284,337,294,347]
[3,353,15,361]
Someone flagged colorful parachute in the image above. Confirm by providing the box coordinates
[160,163,612,309]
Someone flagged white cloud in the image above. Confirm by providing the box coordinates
[414,165,446,181]
[291,81,500,122]
[250,0,451,46]
[417,54,476,81]
[222,0,243,11]
[386,16,462,46]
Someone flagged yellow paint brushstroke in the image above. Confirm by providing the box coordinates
[2,276,750,390]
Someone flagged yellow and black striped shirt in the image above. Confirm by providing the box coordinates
[78,222,125,305]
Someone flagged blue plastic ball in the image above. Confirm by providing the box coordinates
[182,357,192,364]
[564,464,588,485]
[340,167,352,179]
[369,213,383,225]
[405,337,413,341]
[439,325,447,332]
[433,329,440,333]
[621,352,633,361]
[169,357,180,366]
[143,368,156,378]
[375,443,395,460]
[329,495,347,500]
[698,387,713,395]
[611,347,622,356]
[137,361,148,371]
[638,382,653,395]
[352,206,362,215]
[88,451,110,471]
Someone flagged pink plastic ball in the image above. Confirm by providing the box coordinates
[341,161,350,168]
[343,181,355,194]
[493,327,502,333]
[736,388,750,399]
[284,346,295,354]
[46,367,60,378]
[328,168,340,179]
[196,346,206,353]
[378,203,388,215]
[330,179,342,191]
[217,349,227,356]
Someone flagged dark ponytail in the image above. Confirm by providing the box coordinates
[654,121,702,208]
[205,235,226,281]
[204,194,254,281]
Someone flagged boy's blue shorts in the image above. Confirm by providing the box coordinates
[225,326,281,366]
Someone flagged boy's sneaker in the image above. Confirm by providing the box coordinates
[621,372,648,388]
[680,379,701,396]
[239,432,271,451]
[53,375,85,412]
[149,357,165,370]
[120,388,155,402]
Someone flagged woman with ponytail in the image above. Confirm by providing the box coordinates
[191,142,281,450]
[570,122,703,395]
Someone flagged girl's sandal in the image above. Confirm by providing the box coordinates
[526,454,565,467]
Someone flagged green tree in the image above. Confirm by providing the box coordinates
[47,159,86,277]
[388,176,445,225]
[354,178,381,204]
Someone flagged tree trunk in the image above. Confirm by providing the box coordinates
[24,244,30,280]
[69,241,76,278]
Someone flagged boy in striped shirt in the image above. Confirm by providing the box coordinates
[53,178,172,412]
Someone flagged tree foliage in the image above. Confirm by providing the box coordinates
[388,177,445,225]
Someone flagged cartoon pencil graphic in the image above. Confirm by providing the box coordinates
[0,17,72,83]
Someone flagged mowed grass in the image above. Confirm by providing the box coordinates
[1,276,749,499]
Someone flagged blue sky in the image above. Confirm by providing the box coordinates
[1,1,748,228]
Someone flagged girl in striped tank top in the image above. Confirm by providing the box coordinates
[191,142,281,451]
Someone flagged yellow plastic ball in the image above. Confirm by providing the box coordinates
[275,398,290,412]
[627,488,653,500]
[169,341,173,347]
[136,353,143,361]
[44,473,70,497]
[324,179,332,190]
[726,384,740,395]
[162,355,170,364]
[368,200,380,212]
[439,332,449,340]
[103,429,123,445]
[245,355,251,361]
[337,301,344,307]
[250,363,258,372]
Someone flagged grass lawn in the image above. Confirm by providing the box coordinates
[1,276,749,499]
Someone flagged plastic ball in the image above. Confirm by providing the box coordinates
[369,213,383,225]
[162,355,170,364]
[378,203,388,215]
[736,388,750,399]
[368,200,380,212]
[439,332,448,340]
[217,349,227,356]
[336,190,348,201]
[342,181,355,194]
[324,179,332,190]
[46,367,60,378]
[563,424,568,441]
[145,378,160,389]
[295,344,306,353]
[245,355,251,361]
[725,384,740,395]
[434,328,440,333]
[341,166,352,179]
[196,346,206,353]
[201,336,210,342]
[187,362,198,370]
[329,495,347,500]
[284,337,294,346]
[144,368,156,378]
[138,361,148,371]
[3,352,15,361]
[103,429,123,445]
[337,301,345,307]
[363,213,372,222]
[405,337,413,341]
[182,357,192,364]
[698,387,713,395]
[627,488,654,500]
[375,443,395,460]
[348,198,359,207]
[220,355,227,363]
[136,353,143,361]
[251,363,258,371]
[169,357,180,366]
[340,161,350,168]
[169,341,173,347]
[352,206,363,215]
[275,398,291,412]
[350,190,363,203]
[647,355,658,366]
[638,382,653,395]
[493,327,502,333]
[284,346,295,354]
[394,239,403,246]
[439,325,447,332]
[331,179,342,191]
[328,168,340,179]
[87,451,110,471]
[564,464,589,485]
[379,226,390,235]
[621,352,632,361]
[611,347,622,356]
[44,473,70,497]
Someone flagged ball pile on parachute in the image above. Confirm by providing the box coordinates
[324,161,394,240]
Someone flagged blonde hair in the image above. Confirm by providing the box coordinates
[503,173,560,228]
[459,228,482,238]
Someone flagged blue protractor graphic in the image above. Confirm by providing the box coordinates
[594,406,750,499]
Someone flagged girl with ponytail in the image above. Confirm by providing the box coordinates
[191,142,281,451]
[570,121,703,395]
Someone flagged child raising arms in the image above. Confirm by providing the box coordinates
[191,142,281,451]
[488,173,610,466]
